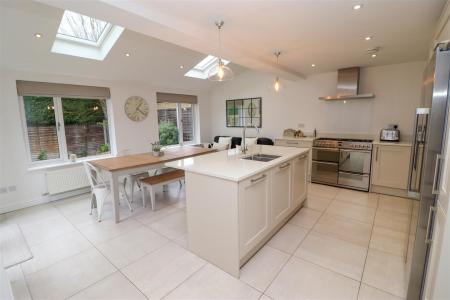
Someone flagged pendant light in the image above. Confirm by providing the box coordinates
[273,51,281,92]
[208,21,234,81]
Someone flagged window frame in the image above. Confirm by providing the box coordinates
[19,95,113,167]
[157,102,197,147]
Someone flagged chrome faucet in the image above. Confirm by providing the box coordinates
[241,125,260,154]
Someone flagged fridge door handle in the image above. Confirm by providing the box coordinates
[432,154,443,195]
[425,206,437,244]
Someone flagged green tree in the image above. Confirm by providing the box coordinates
[159,122,179,146]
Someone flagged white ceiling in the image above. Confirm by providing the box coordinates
[0,0,246,92]
[36,0,446,80]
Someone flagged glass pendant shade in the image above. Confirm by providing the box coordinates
[274,76,281,92]
[208,59,234,81]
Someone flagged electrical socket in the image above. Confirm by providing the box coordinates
[0,187,7,194]
[297,123,305,128]
[8,185,17,192]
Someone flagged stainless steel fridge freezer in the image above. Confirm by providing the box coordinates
[407,43,450,299]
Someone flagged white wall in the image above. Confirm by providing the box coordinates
[0,69,211,213]
[209,61,426,140]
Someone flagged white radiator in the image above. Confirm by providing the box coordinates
[45,165,90,195]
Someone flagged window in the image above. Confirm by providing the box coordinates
[157,102,195,146]
[22,96,111,163]
[184,55,230,79]
[51,10,124,61]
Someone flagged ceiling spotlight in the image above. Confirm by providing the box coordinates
[311,64,316,67]
[125,53,130,57]
[353,4,363,10]
[180,65,184,69]
[371,54,377,58]
[365,36,372,41]
[34,33,43,38]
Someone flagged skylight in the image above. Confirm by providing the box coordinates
[57,11,111,45]
[185,55,230,79]
[52,10,124,61]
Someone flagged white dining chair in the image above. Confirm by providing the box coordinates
[118,149,149,203]
[84,161,133,221]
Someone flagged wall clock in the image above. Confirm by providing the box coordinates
[124,96,149,122]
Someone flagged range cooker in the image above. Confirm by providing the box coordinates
[311,138,373,191]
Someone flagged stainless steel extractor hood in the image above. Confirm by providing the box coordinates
[319,67,375,100]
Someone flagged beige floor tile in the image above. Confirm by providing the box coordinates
[294,231,367,280]
[5,204,61,226]
[288,207,322,229]
[308,183,339,199]
[149,210,187,240]
[374,210,411,233]
[378,195,412,215]
[266,257,360,299]
[69,272,147,300]
[325,200,376,224]
[21,231,92,275]
[259,295,273,300]
[121,242,205,299]
[358,283,404,300]
[77,218,141,244]
[370,226,408,257]
[267,223,308,254]
[304,194,333,212]
[313,213,372,247]
[134,204,182,225]
[20,215,75,246]
[335,190,379,208]
[165,263,261,299]
[97,226,169,268]
[53,194,91,216]
[6,265,32,300]
[240,246,290,292]
[173,233,188,249]
[25,248,116,300]
[362,249,409,298]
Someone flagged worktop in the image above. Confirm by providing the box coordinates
[372,140,412,147]
[165,145,309,182]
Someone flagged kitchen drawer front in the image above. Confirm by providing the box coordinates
[311,161,338,185]
[275,139,313,148]
[338,171,370,191]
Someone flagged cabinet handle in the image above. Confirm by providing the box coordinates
[375,147,379,161]
[279,163,290,169]
[286,141,298,145]
[298,154,307,160]
[432,154,443,195]
[251,174,267,183]
[425,206,437,244]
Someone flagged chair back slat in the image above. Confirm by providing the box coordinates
[83,162,107,189]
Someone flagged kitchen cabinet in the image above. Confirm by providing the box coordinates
[292,154,308,207]
[371,144,411,190]
[275,138,312,180]
[238,171,271,256]
[270,162,292,224]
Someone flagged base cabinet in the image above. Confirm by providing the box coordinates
[271,162,292,224]
[292,154,308,207]
[371,144,411,189]
[238,172,271,256]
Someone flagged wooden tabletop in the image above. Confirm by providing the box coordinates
[91,146,215,172]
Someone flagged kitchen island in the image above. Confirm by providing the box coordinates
[166,145,309,277]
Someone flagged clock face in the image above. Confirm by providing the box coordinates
[124,96,149,122]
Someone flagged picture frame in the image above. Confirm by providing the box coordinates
[226,97,262,128]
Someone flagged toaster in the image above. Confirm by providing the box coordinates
[380,125,400,142]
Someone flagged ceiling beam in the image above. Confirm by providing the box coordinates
[35,0,305,80]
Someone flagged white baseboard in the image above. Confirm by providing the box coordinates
[0,187,90,214]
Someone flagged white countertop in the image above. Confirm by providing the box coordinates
[165,145,309,182]
[275,136,315,142]
[372,140,412,147]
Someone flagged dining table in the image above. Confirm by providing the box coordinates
[91,145,215,223]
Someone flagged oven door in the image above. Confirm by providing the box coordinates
[311,161,338,185]
[312,147,340,163]
[339,149,371,174]
[338,172,370,191]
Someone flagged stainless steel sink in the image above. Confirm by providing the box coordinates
[242,154,281,162]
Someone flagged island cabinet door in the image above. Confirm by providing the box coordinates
[292,154,308,209]
[238,172,271,256]
[270,161,292,225]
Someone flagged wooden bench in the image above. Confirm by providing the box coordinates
[140,169,185,210]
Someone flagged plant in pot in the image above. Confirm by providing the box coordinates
[151,141,163,157]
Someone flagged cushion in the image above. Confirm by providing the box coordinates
[245,137,257,146]
[212,142,229,151]
[218,136,232,147]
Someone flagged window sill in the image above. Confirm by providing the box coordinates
[27,154,114,172]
